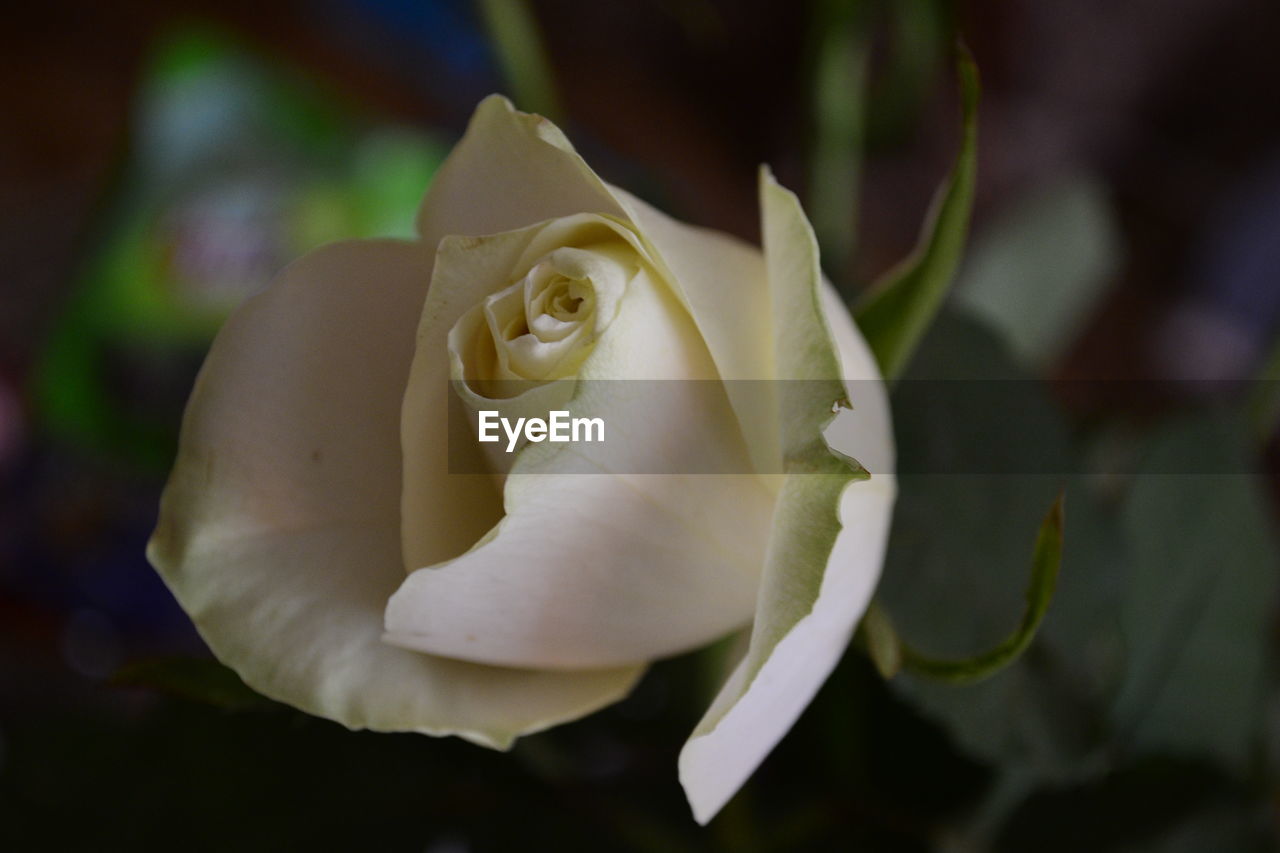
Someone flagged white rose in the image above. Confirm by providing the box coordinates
[148,95,896,823]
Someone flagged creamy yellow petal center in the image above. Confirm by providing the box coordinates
[449,238,636,398]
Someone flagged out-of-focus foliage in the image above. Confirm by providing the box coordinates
[1112,414,1276,775]
[880,311,1119,782]
[896,494,1063,685]
[877,309,1276,849]
[111,657,280,713]
[35,27,445,469]
[956,172,1120,369]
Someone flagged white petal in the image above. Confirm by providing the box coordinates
[678,474,895,821]
[387,267,774,668]
[401,228,538,573]
[419,96,781,474]
[149,239,642,746]
[608,186,781,475]
[416,95,626,247]
[823,283,896,476]
[678,173,897,823]
[384,470,773,668]
[403,214,645,570]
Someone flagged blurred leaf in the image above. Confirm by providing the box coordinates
[994,758,1256,853]
[808,0,869,276]
[867,0,949,146]
[900,494,1063,685]
[956,172,1120,369]
[1247,332,1280,441]
[879,309,1124,780]
[857,600,903,679]
[1127,806,1269,853]
[855,45,978,381]
[1110,413,1278,776]
[477,0,561,120]
[112,657,279,712]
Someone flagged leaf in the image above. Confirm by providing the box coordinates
[1110,412,1278,776]
[854,45,979,381]
[112,657,279,712]
[878,309,1124,780]
[1126,807,1268,853]
[956,171,1120,369]
[994,758,1255,853]
[899,493,1064,684]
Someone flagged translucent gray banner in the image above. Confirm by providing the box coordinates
[443,379,1274,475]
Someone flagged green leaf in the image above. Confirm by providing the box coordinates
[899,493,1064,684]
[854,44,979,381]
[1110,413,1278,776]
[993,758,1257,853]
[956,171,1120,369]
[112,657,279,712]
[879,309,1124,781]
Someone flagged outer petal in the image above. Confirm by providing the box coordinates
[416,94,626,250]
[678,174,897,823]
[148,239,642,748]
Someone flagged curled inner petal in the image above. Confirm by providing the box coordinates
[387,260,775,670]
[450,238,638,399]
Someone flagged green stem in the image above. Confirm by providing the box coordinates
[476,0,562,120]
[864,493,1064,686]
[808,0,869,280]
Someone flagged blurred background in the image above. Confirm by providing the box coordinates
[2,0,1279,849]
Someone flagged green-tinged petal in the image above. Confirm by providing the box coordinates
[387,266,774,668]
[149,239,642,747]
[679,174,896,824]
[681,474,894,823]
[416,94,625,248]
[854,47,979,380]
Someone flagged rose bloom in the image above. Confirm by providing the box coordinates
[149,96,895,823]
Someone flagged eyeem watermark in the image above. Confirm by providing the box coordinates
[450,380,1279,474]
[478,410,605,453]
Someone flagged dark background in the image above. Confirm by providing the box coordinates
[2,1,1279,850]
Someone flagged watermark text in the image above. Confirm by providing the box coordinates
[478,410,605,453]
